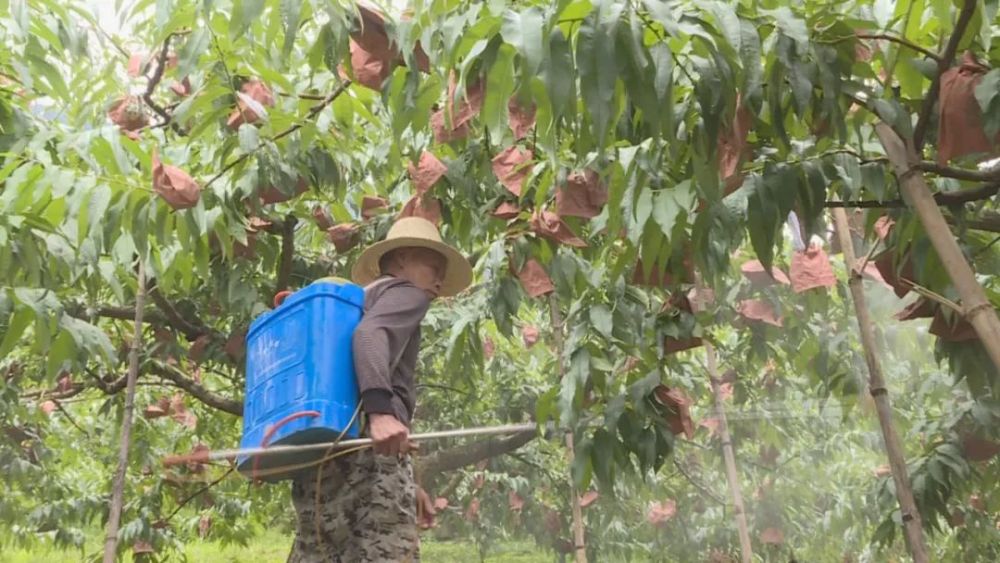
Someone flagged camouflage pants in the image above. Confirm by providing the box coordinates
[287,449,419,563]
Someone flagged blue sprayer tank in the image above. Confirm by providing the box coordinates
[237,277,364,481]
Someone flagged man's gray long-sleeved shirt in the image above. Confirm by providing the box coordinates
[352,275,431,428]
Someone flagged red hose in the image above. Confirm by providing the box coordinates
[252,410,321,481]
[273,290,293,308]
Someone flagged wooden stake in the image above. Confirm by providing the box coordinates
[704,341,753,563]
[103,261,146,563]
[549,294,587,563]
[875,124,1000,372]
[832,208,930,563]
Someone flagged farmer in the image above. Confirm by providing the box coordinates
[287,217,473,563]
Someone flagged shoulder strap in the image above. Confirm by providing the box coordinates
[363,276,412,374]
[362,276,396,303]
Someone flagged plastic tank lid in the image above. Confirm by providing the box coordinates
[313,276,353,285]
[246,278,364,338]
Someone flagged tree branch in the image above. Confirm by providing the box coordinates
[81,15,130,59]
[855,33,942,63]
[946,211,1000,233]
[85,368,129,394]
[913,0,978,151]
[96,305,158,322]
[204,80,352,191]
[824,199,904,208]
[148,362,243,416]
[65,303,164,325]
[918,161,1000,183]
[415,429,536,485]
[53,399,92,437]
[164,467,235,521]
[275,215,298,294]
[71,302,217,343]
[148,286,212,340]
[937,183,1000,205]
[142,34,184,135]
[672,459,726,505]
[20,382,89,401]
[824,182,1000,208]
[277,92,331,101]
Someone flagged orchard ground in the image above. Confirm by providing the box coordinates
[0,528,550,563]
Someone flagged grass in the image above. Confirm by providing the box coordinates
[0,528,552,563]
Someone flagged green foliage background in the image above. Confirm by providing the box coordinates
[2,0,1000,560]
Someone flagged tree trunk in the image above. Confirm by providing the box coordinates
[875,124,1000,372]
[103,262,146,563]
[704,341,753,563]
[549,295,587,563]
[831,208,930,563]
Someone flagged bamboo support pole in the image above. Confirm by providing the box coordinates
[549,295,588,563]
[875,124,1000,372]
[832,208,930,562]
[704,341,753,563]
[103,262,146,563]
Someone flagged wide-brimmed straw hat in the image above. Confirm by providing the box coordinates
[351,217,473,297]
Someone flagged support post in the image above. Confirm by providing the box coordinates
[704,341,753,563]
[549,295,587,563]
[832,208,929,563]
[103,261,147,562]
[875,124,1000,372]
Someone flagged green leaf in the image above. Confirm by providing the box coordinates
[652,181,694,238]
[706,2,740,53]
[767,63,789,149]
[0,307,33,358]
[638,220,664,278]
[46,329,76,379]
[14,287,61,317]
[589,304,613,339]
[238,123,260,153]
[775,35,811,117]
[591,428,616,487]
[896,56,926,100]
[650,43,674,137]
[543,27,575,123]
[25,51,69,101]
[177,27,209,77]
[764,6,808,46]
[280,0,303,60]
[482,44,516,134]
[559,347,591,426]
[501,7,546,77]
[577,0,622,148]
[860,162,887,201]
[535,387,559,428]
[798,160,827,235]
[156,0,173,28]
[976,69,1000,139]
[309,22,346,74]
[634,186,653,235]
[738,19,763,102]
[746,176,778,270]
[60,315,115,363]
[616,12,660,136]
[232,0,265,39]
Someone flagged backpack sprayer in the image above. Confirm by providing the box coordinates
[161,277,536,481]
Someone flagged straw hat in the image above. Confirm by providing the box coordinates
[351,217,473,297]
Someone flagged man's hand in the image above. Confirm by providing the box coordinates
[368,413,409,456]
[416,486,436,529]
